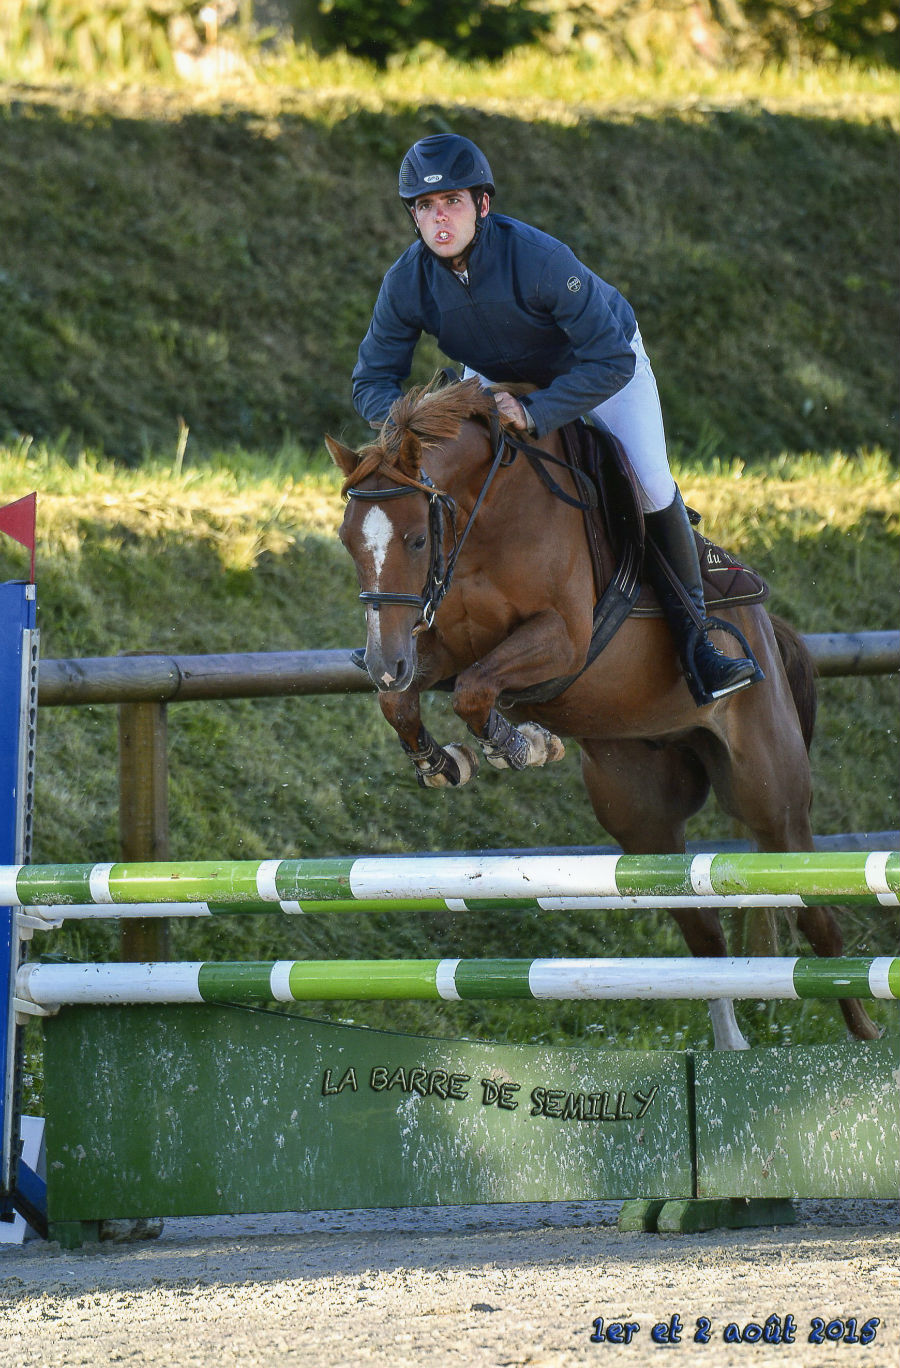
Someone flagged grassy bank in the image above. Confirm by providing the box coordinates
[0,69,897,462]
[8,446,898,1059]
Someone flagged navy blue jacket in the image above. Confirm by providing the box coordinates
[352,214,637,437]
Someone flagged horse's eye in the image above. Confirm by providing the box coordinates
[411,533,427,551]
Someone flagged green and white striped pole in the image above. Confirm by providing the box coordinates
[27,889,880,921]
[16,956,900,1009]
[2,851,898,910]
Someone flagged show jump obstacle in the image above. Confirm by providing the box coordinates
[1,582,898,1245]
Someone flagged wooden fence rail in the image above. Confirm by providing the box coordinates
[36,632,900,708]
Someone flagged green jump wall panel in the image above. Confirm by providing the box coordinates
[42,1006,898,1226]
[695,1039,900,1199]
[42,1005,694,1222]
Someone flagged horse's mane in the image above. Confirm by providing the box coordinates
[340,376,496,499]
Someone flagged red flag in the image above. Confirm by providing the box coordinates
[0,492,37,583]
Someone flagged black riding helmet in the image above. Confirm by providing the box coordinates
[398,134,495,202]
[399,134,495,263]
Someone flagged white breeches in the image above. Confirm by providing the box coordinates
[464,326,676,514]
[587,328,675,513]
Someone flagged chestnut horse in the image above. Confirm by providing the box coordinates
[326,378,878,1047]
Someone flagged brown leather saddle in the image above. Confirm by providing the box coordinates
[560,419,769,618]
[498,419,768,707]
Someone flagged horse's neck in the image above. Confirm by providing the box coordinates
[426,424,493,503]
[429,422,565,515]
[426,423,593,623]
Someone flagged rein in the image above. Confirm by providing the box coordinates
[501,426,598,511]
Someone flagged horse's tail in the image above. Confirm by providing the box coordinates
[771,614,817,751]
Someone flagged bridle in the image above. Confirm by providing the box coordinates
[348,471,459,632]
[346,405,598,634]
[346,410,509,634]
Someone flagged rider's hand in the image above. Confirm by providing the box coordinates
[492,390,529,431]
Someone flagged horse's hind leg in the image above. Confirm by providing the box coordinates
[695,677,881,1040]
[794,906,882,1040]
[579,738,749,1050]
[579,738,708,858]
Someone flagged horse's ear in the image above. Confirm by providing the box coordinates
[396,430,421,477]
[324,435,359,478]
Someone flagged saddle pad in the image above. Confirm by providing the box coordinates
[631,532,770,616]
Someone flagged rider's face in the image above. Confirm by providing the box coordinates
[413,189,486,261]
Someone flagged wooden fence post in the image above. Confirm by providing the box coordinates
[118,699,170,961]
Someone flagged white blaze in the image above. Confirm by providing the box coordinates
[362,505,394,666]
[362,505,393,582]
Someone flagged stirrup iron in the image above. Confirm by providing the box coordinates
[683,616,765,707]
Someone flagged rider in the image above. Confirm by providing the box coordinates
[352,132,758,705]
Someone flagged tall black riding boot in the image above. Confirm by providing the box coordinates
[645,489,760,706]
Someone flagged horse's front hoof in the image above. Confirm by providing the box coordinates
[519,723,566,766]
[419,743,480,789]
